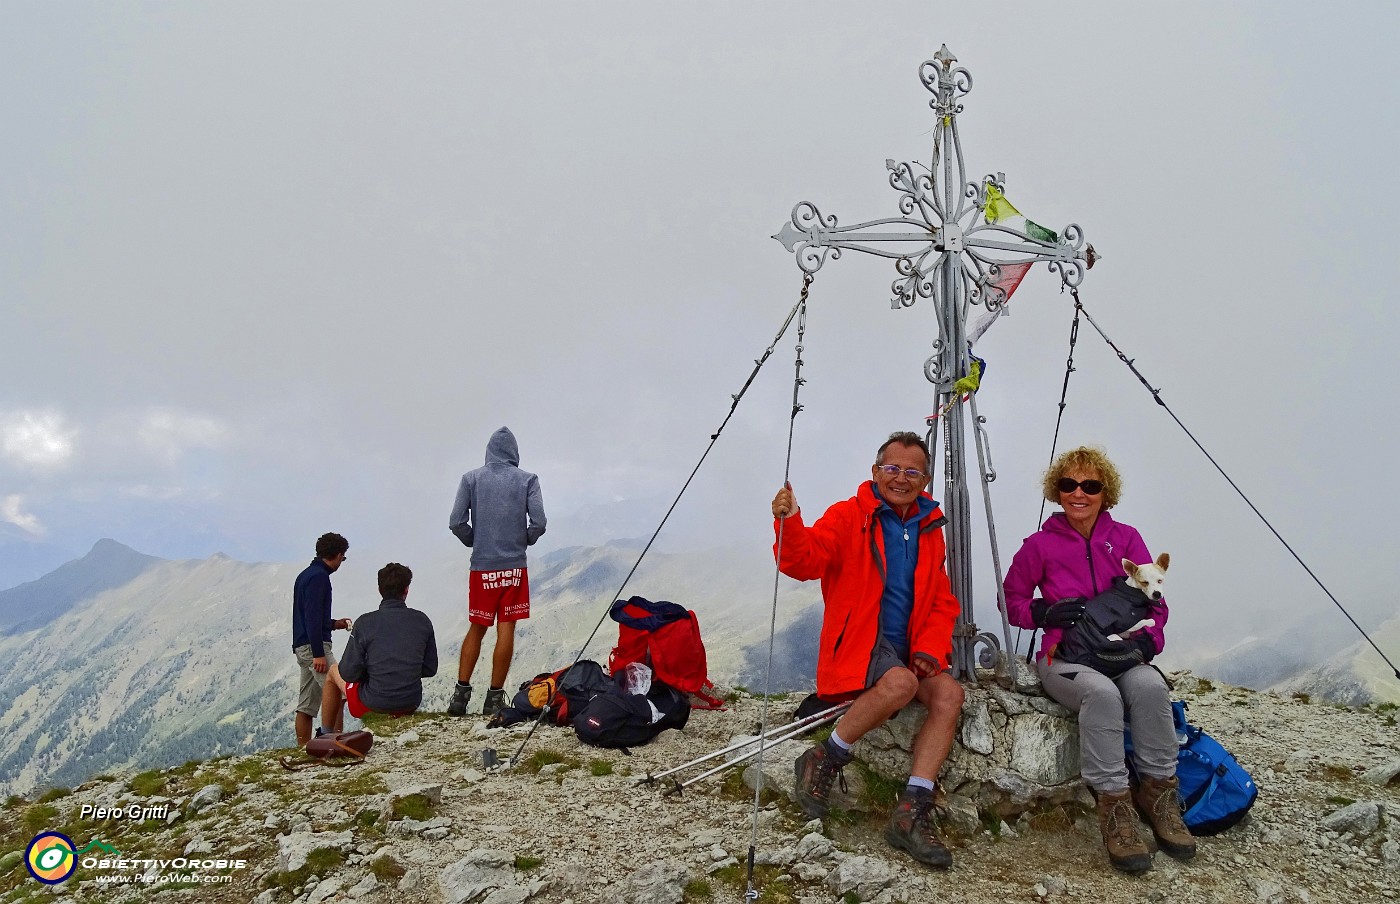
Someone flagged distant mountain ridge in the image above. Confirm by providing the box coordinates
[0,538,160,635]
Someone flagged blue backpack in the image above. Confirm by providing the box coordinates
[1125,700,1257,835]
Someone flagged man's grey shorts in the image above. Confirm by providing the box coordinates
[865,637,910,687]
[294,643,337,716]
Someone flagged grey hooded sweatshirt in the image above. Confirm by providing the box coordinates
[449,427,546,570]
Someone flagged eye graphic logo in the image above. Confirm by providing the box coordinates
[25,832,77,884]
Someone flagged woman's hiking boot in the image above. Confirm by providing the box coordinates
[447,683,472,717]
[1135,774,1197,860]
[482,687,507,717]
[793,741,848,819]
[1096,788,1153,874]
[883,787,953,869]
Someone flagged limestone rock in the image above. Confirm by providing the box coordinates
[183,836,213,855]
[347,873,379,898]
[1382,839,1400,872]
[437,849,515,904]
[1364,759,1400,785]
[481,888,531,904]
[186,783,223,814]
[1009,713,1078,786]
[380,783,444,823]
[794,831,833,861]
[306,878,342,904]
[277,831,354,873]
[825,854,895,899]
[388,815,453,838]
[609,859,689,904]
[960,701,994,755]
[1320,801,1383,837]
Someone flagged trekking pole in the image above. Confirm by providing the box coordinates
[746,273,813,902]
[645,702,851,787]
[663,704,847,796]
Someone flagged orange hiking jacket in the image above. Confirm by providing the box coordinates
[773,481,960,698]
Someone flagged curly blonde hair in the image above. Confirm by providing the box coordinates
[1042,445,1122,509]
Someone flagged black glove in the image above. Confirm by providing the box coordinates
[1130,633,1156,663]
[1030,596,1087,629]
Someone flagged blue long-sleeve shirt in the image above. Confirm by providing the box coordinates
[291,558,335,658]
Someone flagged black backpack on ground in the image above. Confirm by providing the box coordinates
[490,660,616,728]
[572,681,691,750]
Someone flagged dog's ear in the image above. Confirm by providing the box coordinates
[1155,552,1170,571]
[1122,558,1138,576]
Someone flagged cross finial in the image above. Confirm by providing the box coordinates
[932,45,957,69]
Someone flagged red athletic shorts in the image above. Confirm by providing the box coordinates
[344,681,369,719]
[469,568,530,625]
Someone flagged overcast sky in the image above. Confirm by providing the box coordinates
[3,3,1397,650]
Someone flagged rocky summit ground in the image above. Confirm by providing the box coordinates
[3,674,1400,904]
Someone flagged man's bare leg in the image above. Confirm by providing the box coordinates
[458,623,489,683]
[295,712,313,748]
[794,667,920,820]
[909,671,964,780]
[830,667,920,744]
[320,664,347,733]
[883,671,963,869]
[490,621,517,688]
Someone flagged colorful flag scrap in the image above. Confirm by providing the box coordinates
[968,185,1061,347]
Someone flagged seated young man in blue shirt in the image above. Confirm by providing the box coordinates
[321,562,438,727]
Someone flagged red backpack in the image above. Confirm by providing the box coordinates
[608,597,724,710]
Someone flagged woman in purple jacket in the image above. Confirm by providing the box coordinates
[1004,446,1195,874]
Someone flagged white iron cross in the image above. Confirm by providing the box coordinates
[772,46,1098,682]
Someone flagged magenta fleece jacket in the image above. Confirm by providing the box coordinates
[1003,510,1168,661]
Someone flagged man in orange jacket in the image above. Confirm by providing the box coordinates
[771,431,963,869]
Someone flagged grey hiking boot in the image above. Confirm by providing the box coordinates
[793,742,848,819]
[884,787,953,869]
[483,687,506,717]
[447,683,472,717]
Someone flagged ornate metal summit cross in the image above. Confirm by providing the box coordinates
[774,46,1098,682]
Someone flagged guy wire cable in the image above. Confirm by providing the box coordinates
[747,275,810,903]
[1075,296,1400,682]
[508,275,816,766]
[1023,291,1083,660]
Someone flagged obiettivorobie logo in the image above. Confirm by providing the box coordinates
[24,833,120,884]
[23,830,246,887]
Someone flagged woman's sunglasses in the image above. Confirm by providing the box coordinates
[1057,477,1104,495]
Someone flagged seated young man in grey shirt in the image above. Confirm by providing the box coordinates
[321,562,438,728]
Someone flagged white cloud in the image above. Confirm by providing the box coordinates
[1,495,45,536]
[0,410,76,469]
[137,409,227,462]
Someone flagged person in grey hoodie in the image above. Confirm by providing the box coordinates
[447,427,547,716]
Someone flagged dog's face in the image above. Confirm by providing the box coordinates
[1122,552,1170,600]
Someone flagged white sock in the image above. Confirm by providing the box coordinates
[906,776,935,793]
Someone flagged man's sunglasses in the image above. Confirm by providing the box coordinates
[1057,477,1104,495]
[877,464,928,480]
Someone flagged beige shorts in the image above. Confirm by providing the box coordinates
[294,643,337,716]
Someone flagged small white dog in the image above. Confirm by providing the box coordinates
[1122,552,1170,601]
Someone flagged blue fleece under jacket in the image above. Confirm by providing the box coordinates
[449,427,547,570]
[873,485,937,659]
